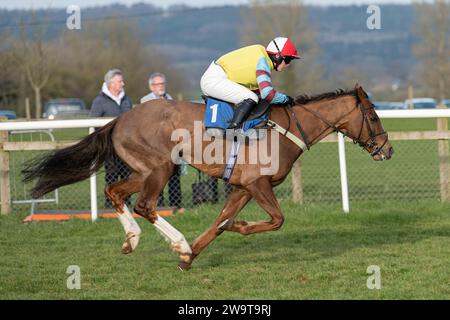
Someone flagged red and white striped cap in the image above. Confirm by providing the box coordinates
[266,37,300,59]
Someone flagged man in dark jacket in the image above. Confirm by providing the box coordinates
[90,69,132,117]
[90,69,132,208]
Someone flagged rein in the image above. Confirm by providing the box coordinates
[286,105,310,150]
[269,98,387,156]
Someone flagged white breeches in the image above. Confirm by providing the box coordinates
[200,61,259,105]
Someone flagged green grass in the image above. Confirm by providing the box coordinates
[9,128,90,142]
[1,200,449,299]
[382,118,438,132]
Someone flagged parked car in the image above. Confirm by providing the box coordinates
[403,98,437,109]
[440,100,450,108]
[0,110,17,119]
[43,99,89,119]
[373,101,406,110]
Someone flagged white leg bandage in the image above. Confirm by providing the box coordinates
[153,215,192,255]
[118,205,142,235]
[118,205,141,252]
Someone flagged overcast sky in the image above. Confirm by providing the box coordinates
[0,0,416,10]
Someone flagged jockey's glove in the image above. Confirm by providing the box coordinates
[286,95,295,106]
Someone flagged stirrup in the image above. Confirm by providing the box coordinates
[252,120,269,129]
[228,122,242,129]
[228,117,246,129]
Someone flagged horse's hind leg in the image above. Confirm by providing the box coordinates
[179,187,252,270]
[225,177,285,236]
[133,163,192,258]
[133,163,174,222]
[104,173,144,254]
[105,172,143,213]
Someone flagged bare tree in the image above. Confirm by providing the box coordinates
[2,15,187,116]
[0,34,16,108]
[47,19,185,106]
[10,15,53,118]
[413,0,450,101]
[240,0,325,96]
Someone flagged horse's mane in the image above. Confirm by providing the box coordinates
[294,89,356,105]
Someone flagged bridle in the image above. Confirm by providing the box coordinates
[282,97,388,157]
[353,103,388,157]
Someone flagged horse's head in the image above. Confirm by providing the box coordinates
[342,84,393,161]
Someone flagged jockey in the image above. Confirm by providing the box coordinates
[200,36,300,129]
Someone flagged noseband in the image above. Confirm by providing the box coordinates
[354,104,388,157]
[287,98,388,156]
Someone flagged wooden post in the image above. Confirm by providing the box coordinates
[407,85,414,109]
[0,121,11,214]
[25,98,31,120]
[437,117,449,202]
[291,159,303,204]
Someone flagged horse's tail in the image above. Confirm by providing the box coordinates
[22,118,119,199]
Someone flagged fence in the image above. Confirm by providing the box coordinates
[0,109,449,218]
[8,130,60,210]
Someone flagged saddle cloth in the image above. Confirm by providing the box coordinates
[204,97,267,132]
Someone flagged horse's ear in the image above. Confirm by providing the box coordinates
[355,84,369,101]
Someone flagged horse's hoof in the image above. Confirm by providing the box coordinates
[122,243,132,254]
[177,253,194,271]
[121,232,139,254]
[178,260,191,271]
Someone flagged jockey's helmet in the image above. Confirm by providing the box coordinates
[266,37,300,66]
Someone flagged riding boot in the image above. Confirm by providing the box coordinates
[228,99,257,129]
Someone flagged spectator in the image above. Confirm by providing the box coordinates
[140,72,185,213]
[140,72,173,103]
[90,68,132,208]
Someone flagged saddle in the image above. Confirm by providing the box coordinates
[247,99,271,122]
[203,95,271,138]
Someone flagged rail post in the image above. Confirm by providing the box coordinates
[291,159,304,204]
[0,120,11,215]
[437,116,449,201]
[89,127,98,221]
[338,132,350,213]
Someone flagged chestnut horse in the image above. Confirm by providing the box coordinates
[23,84,393,270]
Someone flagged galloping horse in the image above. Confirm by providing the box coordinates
[23,84,393,270]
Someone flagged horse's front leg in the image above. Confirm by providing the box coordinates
[179,187,252,270]
[224,177,285,235]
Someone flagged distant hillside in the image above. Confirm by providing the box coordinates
[0,3,418,95]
